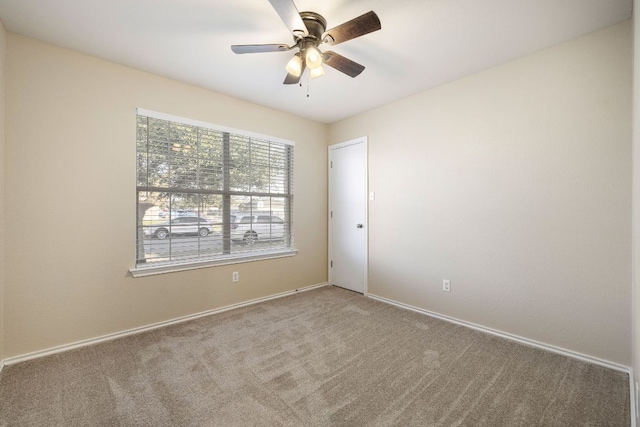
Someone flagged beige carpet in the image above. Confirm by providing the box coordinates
[0,285,630,426]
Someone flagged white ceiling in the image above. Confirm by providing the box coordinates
[0,0,632,123]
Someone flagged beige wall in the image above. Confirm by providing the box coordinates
[633,1,640,421]
[1,18,633,371]
[3,34,328,358]
[330,22,632,365]
[0,20,5,363]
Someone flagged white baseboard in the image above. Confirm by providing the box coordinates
[367,293,631,374]
[3,282,328,366]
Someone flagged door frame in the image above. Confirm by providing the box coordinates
[328,137,368,295]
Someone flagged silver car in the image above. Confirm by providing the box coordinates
[230,213,285,245]
[145,216,213,239]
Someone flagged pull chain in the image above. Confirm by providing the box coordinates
[297,75,311,98]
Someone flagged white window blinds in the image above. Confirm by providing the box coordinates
[134,109,295,274]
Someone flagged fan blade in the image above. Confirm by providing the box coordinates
[268,0,309,37]
[322,51,365,78]
[322,11,381,46]
[283,62,306,84]
[231,44,291,54]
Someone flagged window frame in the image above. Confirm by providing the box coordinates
[130,108,296,277]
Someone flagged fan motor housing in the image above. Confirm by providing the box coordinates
[299,11,327,41]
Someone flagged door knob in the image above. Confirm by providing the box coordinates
[356,224,363,228]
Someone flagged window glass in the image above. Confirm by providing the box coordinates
[135,110,294,271]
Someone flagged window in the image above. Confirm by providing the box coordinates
[133,109,295,276]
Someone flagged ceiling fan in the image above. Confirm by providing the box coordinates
[231,0,381,84]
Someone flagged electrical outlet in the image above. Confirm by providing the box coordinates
[232,272,239,283]
[443,279,451,292]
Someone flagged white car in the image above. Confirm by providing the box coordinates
[145,216,213,239]
[230,213,285,245]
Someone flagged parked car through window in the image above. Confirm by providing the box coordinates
[145,216,213,239]
[230,213,285,245]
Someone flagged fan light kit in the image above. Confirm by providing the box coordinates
[231,0,381,84]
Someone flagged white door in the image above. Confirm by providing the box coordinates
[329,138,367,294]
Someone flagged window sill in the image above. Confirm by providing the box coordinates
[130,248,298,278]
